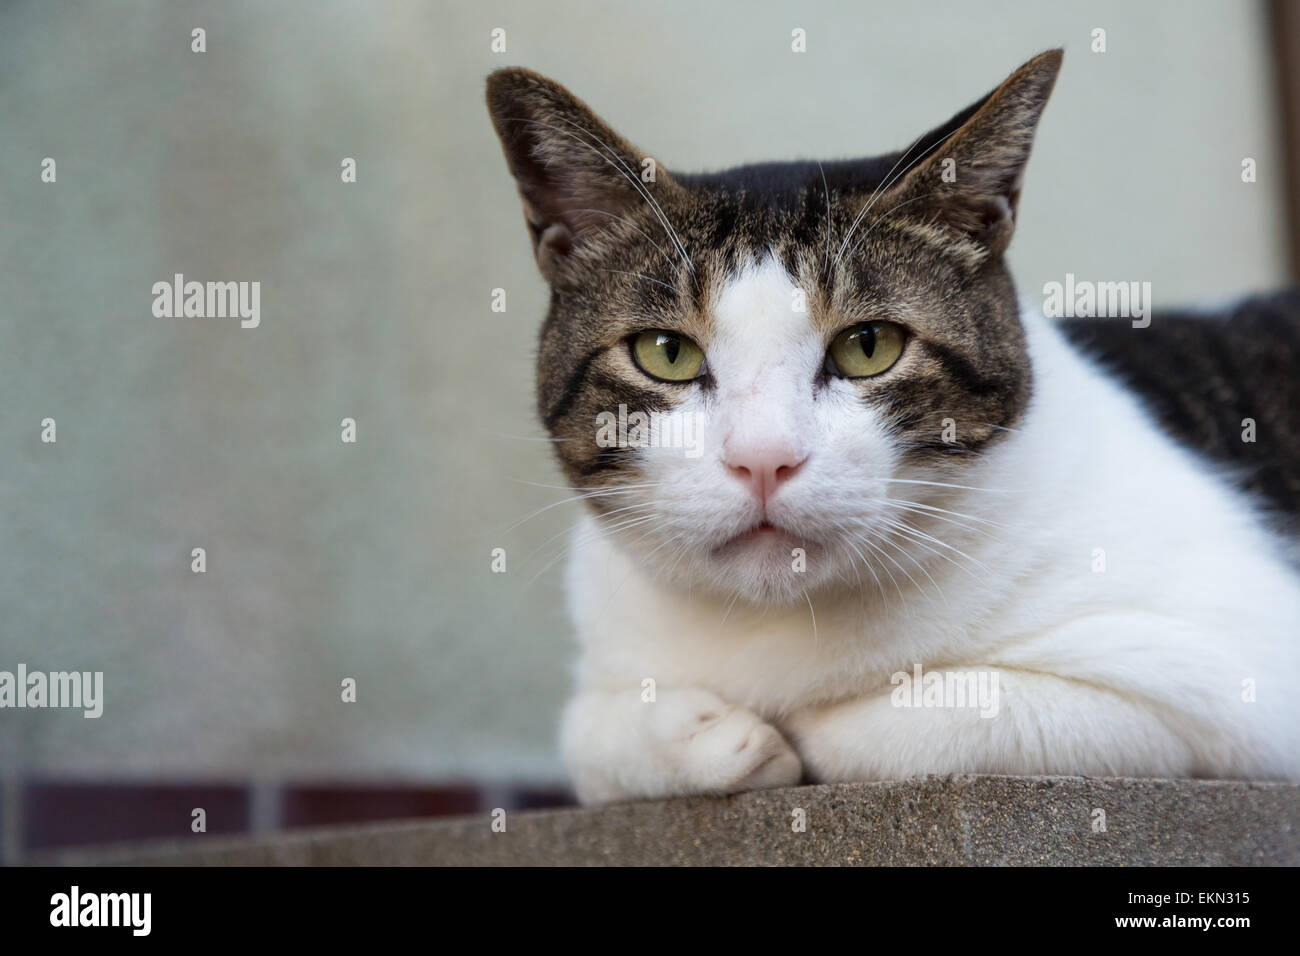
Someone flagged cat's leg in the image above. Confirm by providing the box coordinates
[560,686,803,804]
[780,663,1210,782]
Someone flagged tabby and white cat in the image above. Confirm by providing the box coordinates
[486,51,1300,803]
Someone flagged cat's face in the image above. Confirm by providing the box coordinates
[488,52,1061,604]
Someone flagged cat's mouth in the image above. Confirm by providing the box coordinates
[718,520,794,550]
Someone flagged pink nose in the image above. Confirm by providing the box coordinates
[724,444,807,504]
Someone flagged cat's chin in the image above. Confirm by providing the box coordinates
[701,528,833,606]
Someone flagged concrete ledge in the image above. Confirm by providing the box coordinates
[47,775,1300,866]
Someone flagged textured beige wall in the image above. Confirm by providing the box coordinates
[0,0,1287,783]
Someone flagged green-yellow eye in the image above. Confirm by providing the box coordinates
[826,321,906,378]
[630,330,706,382]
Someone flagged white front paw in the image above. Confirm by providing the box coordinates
[652,690,803,795]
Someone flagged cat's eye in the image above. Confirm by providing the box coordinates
[826,321,906,378]
[630,330,706,382]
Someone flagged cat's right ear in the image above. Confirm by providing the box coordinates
[486,69,676,282]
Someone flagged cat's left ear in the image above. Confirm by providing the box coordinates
[881,49,1063,257]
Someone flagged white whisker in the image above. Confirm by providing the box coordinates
[879,477,1020,494]
[603,270,678,294]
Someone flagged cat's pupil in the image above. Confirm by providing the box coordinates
[857,326,876,357]
[660,335,680,364]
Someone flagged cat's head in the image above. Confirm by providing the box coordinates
[487,51,1061,605]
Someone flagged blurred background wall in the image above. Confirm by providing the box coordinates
[0,0,1291,815]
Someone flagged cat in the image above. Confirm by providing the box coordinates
[485,50,1300,804]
